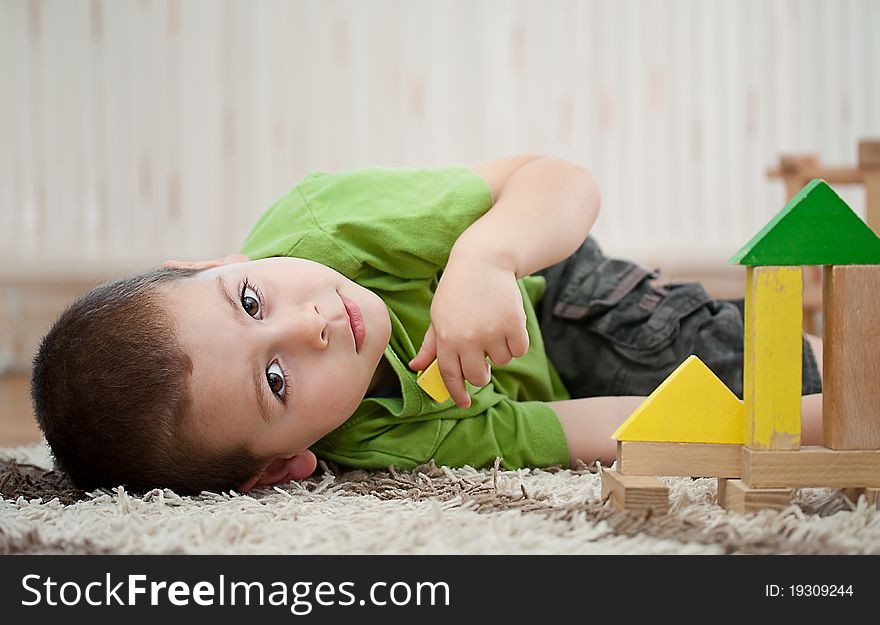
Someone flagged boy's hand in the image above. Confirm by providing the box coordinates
[408,255,529,408]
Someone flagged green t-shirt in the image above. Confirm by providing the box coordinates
[240,165,571,470]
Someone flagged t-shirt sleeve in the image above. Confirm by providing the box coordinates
[314,399,571,471]
[239,165,495,281]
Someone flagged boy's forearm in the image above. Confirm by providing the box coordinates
[548,396,646,467]
[548,393,825,468]
[451,157,601,278]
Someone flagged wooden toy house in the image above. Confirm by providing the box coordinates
[601,179,880,515]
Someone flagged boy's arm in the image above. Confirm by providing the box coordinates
[547,394,825,468]
[548,396,647,467]
[456,155,601,279]
[409,156,601,407]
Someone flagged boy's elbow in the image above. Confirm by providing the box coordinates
[550,158,601,211]
[575,166,601,229]
[536,157,601,239]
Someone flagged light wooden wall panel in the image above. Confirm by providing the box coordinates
[2,0,879,271]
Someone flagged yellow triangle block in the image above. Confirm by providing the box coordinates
[611,355,744,444]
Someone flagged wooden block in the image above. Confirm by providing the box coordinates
[863,170,880,235]
[859,139,880,169]
[618,440,742,478]
[416,358,451,403]
[0,374,44,447]
[840,487,863,503]
[742,446,880,488]
[600,469,669,515]
[779,154,820,174]
[823,265,880,450]
[0,280,103,375]
[767,166,863,185]
[729,179,880,266]
[782,175,809,204]
[611,355,743,444]
[841,488,880,509]
[801,265,823,335]
[717,478,792,514]
[744,266,802,451]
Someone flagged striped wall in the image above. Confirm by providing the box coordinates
[2,0,879,272]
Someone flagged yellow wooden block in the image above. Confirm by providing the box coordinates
[610,355,744,444]
[416,359,451,403]
[744,266,802,450]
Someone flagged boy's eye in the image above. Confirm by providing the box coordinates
[266,362,286,398]
[240,284,261,318]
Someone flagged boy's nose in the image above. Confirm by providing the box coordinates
[275,301,328,351]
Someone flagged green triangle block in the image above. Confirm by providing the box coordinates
[729,179,880,266]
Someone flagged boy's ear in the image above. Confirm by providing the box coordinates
[163,253,250,271]
[237,450,318,493]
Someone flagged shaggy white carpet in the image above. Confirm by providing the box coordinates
[1,441,879,555]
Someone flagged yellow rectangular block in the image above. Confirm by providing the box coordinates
[416,358,451,403]
[744,266,802,450]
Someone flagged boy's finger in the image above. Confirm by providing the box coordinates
[461,350,492,387]
[507,328,530,359]
[486,337,513,368]
[409,325,437,370]
[437,350,470,408]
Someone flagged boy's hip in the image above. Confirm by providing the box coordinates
[534,237,822,399]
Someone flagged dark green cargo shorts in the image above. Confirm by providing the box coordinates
[534,237,822,399]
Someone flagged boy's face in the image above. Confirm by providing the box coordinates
[166,257,392,465]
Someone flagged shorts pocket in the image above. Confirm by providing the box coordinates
[553,273,714,369]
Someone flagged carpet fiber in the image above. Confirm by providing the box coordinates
[1,441,879,555]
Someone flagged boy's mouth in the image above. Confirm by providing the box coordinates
[339,293,365,353]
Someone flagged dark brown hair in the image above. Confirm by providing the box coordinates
[30,267,266,495]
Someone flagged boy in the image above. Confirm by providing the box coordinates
[31,155,824,495]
